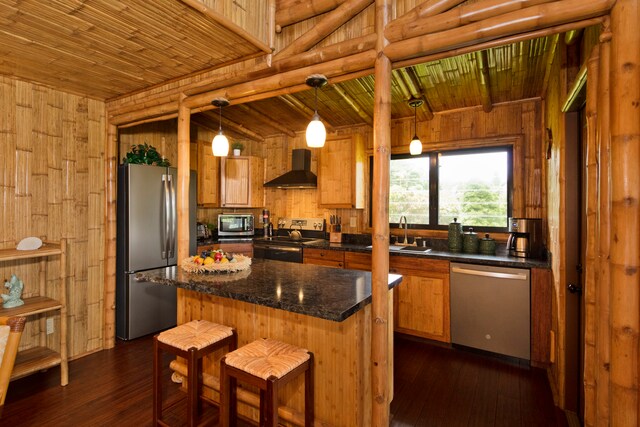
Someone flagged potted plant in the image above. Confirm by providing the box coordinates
[232,142,244,156]
[122,143,170,166]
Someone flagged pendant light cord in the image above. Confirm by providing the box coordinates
[413,103,417,137]
[219,104,223,132]
[314,87,318,114]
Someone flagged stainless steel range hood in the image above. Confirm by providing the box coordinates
[264,149,317,189]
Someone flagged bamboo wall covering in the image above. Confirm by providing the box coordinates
[0,76,106,359]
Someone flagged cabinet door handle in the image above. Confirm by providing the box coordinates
[338,263,343,268]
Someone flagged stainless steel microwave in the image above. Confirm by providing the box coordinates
[218,214,254,237]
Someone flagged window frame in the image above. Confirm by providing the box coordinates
[370,145,513,232]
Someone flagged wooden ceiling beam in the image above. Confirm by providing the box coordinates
[393,17,604,70]
[274,0,373,60]
[386,0,556,43]
[194,113,266,142]
[235,104,297,137]
[178,0,272,53]
[400,67,434,120]
[332,84,373,125]
[475,50,493,112]
[384,0,614,63]
[279,94,337,130]
[276,0,346,31]
[184,49,376,108]
[387,0,465,37]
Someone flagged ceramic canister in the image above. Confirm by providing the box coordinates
[448,217,463,252]
[462,227,479,254]
[478,233,496,255]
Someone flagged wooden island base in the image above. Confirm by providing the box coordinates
[173,288,393,426]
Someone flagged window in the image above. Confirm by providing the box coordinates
[372,146,512,231]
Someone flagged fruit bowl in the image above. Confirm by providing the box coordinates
[181,250,251,274]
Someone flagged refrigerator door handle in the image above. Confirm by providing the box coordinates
[161,174,170,259]
[167,174,177,259]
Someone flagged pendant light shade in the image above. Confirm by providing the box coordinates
[306,112,326,148]
[408,98,424,155]
[305,75,328,148]
[211,98,230,157]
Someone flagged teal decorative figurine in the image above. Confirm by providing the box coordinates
[2,274,25,308]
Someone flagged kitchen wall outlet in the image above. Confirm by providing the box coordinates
[350,217,356,227]
[46,318,54,335]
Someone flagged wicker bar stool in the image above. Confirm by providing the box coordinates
[153,320,237,427]
[220,338,314,427]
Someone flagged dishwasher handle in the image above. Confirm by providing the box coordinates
[451,266,528,281]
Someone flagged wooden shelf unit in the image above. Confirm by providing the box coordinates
[0,240,68,386]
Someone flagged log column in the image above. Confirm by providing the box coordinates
[371,0,392,425]
[177,99,191,264]
[595,20,611,426]
[104,123,118,349]
[609,0,640,425]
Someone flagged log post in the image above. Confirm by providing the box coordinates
[371,0,392,425]
[177,99,191,265]
[583,44,599,427]
[609,0,640,425]
[595,19,611,426]
[103,123,118,349]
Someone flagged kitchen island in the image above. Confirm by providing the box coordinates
[138,259,402,426]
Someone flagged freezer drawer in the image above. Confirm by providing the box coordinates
[116,269,177,340]
[450,263,530,360]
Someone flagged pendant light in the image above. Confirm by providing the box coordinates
[408,98,424,155]
[305,74,328,148]
[211,98,230,157]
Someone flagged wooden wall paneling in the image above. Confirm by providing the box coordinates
[609,1,640,423]
[118,119,179,166]
[531,267,553,366]
[543,37,566,406]
[0,76,106,358]
[594,23,611,426]
[582,44,599,426]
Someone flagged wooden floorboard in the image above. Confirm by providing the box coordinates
[2,333,567,426]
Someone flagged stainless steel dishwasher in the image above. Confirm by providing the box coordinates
[450,262,530,360]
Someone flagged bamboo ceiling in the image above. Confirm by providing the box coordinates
[0,0,267,99]
[0,1,557,139]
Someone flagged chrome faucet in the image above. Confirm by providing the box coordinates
[399,215,408,244]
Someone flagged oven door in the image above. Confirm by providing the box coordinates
[253,244,303,263]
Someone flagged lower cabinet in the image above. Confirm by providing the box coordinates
[390,257,450,343]
[309,250,451,343]
[197,242,253,258]
[303,248,344,268]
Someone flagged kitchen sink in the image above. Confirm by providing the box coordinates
[366,245,431,253]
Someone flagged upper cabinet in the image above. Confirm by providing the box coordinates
[220,156,264,208]
[197,140,220,207]
[318,134,366,209]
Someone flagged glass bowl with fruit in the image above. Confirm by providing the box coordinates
[181,249,251,273]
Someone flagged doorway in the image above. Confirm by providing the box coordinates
[564,110,584,424]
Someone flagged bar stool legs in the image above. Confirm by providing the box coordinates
[220,338,314,427]
[153,321,236,427]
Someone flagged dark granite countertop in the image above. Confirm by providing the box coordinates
[137,259,403,322]
[304,240,551,269]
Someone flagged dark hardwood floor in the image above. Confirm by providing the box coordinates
[2,334,566,426]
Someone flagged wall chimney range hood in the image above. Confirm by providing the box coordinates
[264,149,317,189]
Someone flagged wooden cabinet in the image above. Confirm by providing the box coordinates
[303,248,344,268]
[0,240,68,385]
[390,257,450,343]
[196,140,220,206]
[220,156,264,208]
[344,252,372,271]
[318,134,365,208]
[198,242,253,258]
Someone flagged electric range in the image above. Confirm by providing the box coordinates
[253,217,325,263]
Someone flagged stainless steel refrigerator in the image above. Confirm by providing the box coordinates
[116,163,196,340]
